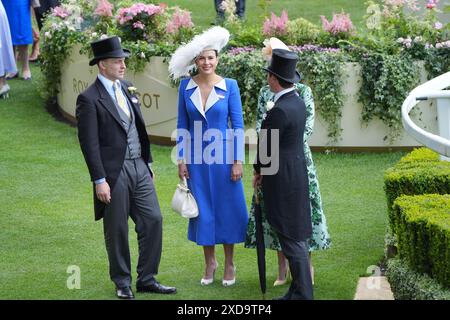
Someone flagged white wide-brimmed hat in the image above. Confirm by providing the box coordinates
[261,37,290,61]
[168,26,230,79]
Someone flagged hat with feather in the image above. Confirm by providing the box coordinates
[168,26,230,80]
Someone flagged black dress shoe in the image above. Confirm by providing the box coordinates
[137,281,177,294]
[116,286,135,299]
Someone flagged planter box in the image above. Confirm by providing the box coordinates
[57,46,438,149]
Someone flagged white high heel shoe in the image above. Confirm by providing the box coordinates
[273,266,291,286]
[222,266,236,287]
[200,263,218,285]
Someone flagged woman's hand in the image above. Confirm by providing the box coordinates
[231,161,243,182]
[178,162,189,180]
[252,172,263,188]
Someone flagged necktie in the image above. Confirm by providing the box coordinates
[113,81,130,118]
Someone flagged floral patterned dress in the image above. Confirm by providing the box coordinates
[245,83,331,251]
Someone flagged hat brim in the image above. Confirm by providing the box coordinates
[263,67,301,84]
[89,48,131,66]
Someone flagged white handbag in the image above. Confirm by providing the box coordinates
[171,177,198,218]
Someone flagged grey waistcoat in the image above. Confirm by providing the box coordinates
[115,97,142,160]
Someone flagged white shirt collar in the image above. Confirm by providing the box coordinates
[185,78,227,119]
[274,86,296,103]
[185,78,227,91]
[98,74,120,98]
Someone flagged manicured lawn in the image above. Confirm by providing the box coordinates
[0,65,405,299]
[162,0,370,29]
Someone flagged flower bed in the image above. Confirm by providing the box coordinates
[41,0,449,146]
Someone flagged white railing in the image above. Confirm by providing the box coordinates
[402,71,450,161]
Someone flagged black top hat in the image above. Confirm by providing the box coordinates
[263,49,301,84]
[89,36,131,66]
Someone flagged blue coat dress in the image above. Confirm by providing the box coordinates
[177,77,248,246]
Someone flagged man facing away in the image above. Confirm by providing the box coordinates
[76,36,176,299]
[254,49,313,300]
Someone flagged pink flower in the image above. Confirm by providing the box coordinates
[426,0,438,9]
[116,3,164,25]
[133,21,145,30]
[166,8,194,34]
[262,10,289,36]
[52,6,70,19]
[94,0,114,17]
[321,12,355,35]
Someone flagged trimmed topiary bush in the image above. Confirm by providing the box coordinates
[384,148,450,230]
[386,257,450,300]
[392,194,450,288]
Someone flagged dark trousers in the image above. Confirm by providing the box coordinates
[214,0,245,19]
[277,233,314,300]
[103,158,163,288]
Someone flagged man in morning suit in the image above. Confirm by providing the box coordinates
[76,36,176,299]
[253,49,313,300]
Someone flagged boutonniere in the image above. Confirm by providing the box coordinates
[266,101,275,111]
[128,86,137,94]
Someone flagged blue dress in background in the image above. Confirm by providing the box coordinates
[0,0,16,76]
[177,77,248,246]
[1,0,32,46]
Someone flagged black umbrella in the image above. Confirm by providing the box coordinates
[254,188,266,298]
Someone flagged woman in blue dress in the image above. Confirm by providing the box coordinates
[169,27,248,287]
[0,0,16,97]
[2,0,33,80]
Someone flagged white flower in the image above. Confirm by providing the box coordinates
[91,32,98,38]
[266,101,275,111]
[44,31,52,39]
[128,86,138,94]
[139,52,146,59]
[100,34,108,40]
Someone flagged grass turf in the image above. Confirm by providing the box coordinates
[0,64,405,299]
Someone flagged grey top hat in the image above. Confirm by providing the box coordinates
[89,36,131,66]
[263,49,301,83]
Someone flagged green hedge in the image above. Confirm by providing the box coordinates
[392,194,450,288]
[384,148,450,229]
[386,257,450,300]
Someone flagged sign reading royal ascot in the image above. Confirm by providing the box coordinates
[57,45,178,145]
[58,45,439,149]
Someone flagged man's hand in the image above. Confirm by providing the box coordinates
[95,181,111,204]
[231,161,243,182]
[252,172,263,188]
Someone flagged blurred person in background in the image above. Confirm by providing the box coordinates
[0,0,17,98]
[2,0,33,80]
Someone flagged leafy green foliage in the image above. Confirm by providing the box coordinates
[392,194,450,288]
[384,148,450,229]
[217,51,266,124]
[357,52,419,142]
[387,257,450,300]
[297,51,344,142]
